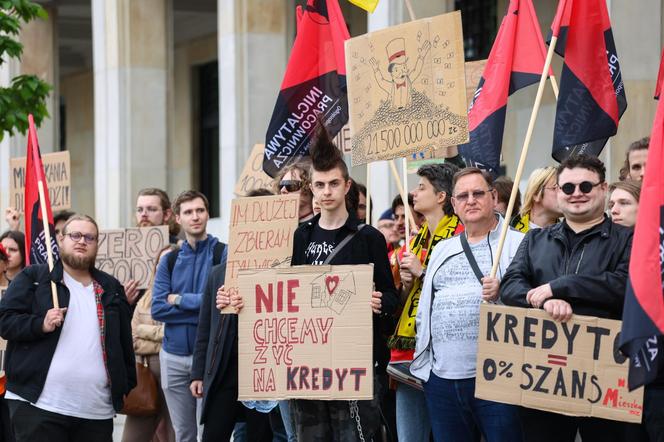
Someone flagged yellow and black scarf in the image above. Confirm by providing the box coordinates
[387,214,462,351]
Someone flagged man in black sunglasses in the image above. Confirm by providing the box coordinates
[500,154,633,442]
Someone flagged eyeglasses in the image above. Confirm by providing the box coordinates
[136,206,162,214]
[453,189,493,203]
[559,181,602,195]
[64,232,97,244]
[279,180,303,192]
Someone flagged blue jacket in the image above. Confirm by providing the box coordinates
[152,235,226,356]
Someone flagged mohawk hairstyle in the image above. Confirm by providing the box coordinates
[309,122,349,180]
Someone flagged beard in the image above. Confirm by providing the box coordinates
[61,250,96,270]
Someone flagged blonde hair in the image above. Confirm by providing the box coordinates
[609,180,641,202]
[520,167,557,217]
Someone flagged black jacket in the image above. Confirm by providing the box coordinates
[500,216,632,319]
[292,214,398,371]
[0,260,136,412]
[192,263,237,423]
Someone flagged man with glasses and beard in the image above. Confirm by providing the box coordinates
[500,154,633,442]
[0,214,135,442]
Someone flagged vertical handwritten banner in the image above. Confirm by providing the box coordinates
[222,194,300,312]
[95,226,169,289]
[476,304,644,423]
[9,151,71,213]
[346,11,468,166]
[237,265,374,400]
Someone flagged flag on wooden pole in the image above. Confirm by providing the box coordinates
[551,0,627,162]
[458,0,551,175]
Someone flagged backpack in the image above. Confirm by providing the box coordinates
[166,242,226,275]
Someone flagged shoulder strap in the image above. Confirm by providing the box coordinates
[459,233,484,284]
[323,224,365,265]
[166,246,181,275]
[213,242,226,266]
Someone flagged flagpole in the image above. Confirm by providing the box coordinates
[366,163,371,224]
[489,35,559,278]
[388,159,417,228]
[37,180,59,309]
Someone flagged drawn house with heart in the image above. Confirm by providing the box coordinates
[310,271,356,315]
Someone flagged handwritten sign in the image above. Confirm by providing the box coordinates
[406,59,487,172]
[234,144,275,197]
[223,194,300,313]
[95,226,169,289]
[346,11,468,165]
[476,304,644,423]
[237,265,374,400]
[10,151,71,213]
[334,125,352,154]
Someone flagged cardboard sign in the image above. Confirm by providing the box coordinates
[10,151,71,213]
[346,11,468,166]
[234,144,275,197]
[237,265,374,400]
[223,195,300,312]
[476,304,644,423]
[95,226,169,289]
[406,59,487,173]
[334,125,352,154]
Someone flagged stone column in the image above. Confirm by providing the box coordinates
[215,0,287,240]
[92,0,169,228]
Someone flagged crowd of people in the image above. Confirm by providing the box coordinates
[0,130,654,442]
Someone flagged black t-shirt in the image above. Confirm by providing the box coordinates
[304,224,342,265]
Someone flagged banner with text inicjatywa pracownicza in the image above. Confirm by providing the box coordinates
[238,264,374,400]
[476,304,644,423]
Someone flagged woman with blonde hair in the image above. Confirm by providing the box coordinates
[511,166,560,232]
[122,245,178,442]
[608,180,641,227]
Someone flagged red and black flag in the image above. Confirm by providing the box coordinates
[459,0,550,175]
[551,0,627,162]
[619,67,664,390]
[655,48,664,100]
[25,114,59,266]
[263,0,350,178]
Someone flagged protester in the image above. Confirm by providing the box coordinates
[121,245,178,442]
[619,136,649,181]
[500,155,632,442]
[377,209,398,250]
[0,231,25,285]
[152,191,227,442]
[135,187,180,242]
[511,166,560,232]
[493,176,521,217]
[0,244,10,442]
[346,178,360,218]
[53,211,75,246]
[608,180,641,227]
[275,159,315,223]
[410,167,524,442]
[0,214,136,442]
[357,182,370,223]
[389,163,464,442]
[231,125,397,440]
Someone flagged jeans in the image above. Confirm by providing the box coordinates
[422,373,523,442]
[277,401,295,442]
[160,350,201,442]
[396,383,430,442]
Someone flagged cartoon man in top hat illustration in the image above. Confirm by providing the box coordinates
[369,37,431,109]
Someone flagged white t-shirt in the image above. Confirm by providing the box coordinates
[6,271,114,419]
[429,240,492,379]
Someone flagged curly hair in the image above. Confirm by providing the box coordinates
[619,136,649,180]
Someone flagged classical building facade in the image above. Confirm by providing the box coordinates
[0,0,660,240]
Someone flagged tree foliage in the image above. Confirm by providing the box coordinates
[0,0,51,141]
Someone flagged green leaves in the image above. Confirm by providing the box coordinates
[0,0,51,139]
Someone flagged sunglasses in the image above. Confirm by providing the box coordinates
[279,180,303,192]
[453,189,493,203]
[559,181,602,195]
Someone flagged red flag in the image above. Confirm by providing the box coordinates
[459,0,551,175]
[619,51,664,389]
[263,0,350,177]
[655,48,664,99]
[25,114,59,266]
[551,0,627,161]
